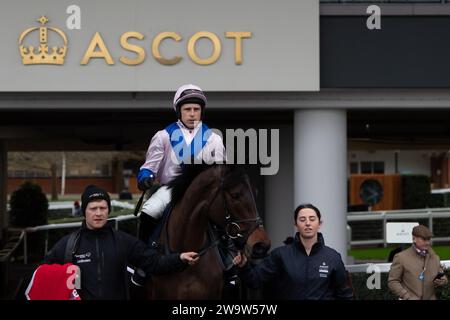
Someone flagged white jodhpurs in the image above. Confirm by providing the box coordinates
[140,185,171,219]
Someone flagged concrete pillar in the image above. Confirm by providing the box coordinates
[0,141,7,240]
[294,109,348,262]
[264,126,294,247]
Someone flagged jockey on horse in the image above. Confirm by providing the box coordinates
[136,84,237,285]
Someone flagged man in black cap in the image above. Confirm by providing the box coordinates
[43,185,199,300]
[388,224,448,300]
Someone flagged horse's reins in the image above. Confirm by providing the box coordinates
[133,190,146,216]
[197,175,263,255]
[196,226,221,257]
[220,177,263,244]
[165,171,263,258]
[164,178,224,257]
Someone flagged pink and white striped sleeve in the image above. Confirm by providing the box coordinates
[140,131,166,175]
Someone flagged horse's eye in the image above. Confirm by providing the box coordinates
[230,193,240,200]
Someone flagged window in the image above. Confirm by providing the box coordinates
[350,162,359,174]
[373,161,385,174]
[360,162,372,174]
[358,161,385,174]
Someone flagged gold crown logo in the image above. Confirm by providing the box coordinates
[19,16,68,65]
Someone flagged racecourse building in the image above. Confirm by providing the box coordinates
[3,0,450,263]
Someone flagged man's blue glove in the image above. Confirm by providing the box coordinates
[138,176,154,191]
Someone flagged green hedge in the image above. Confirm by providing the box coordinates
[401,175,430,209]
[9,181,48,227]
[400,174,450,209]
[9,182,49,261]
[428,193,450,208]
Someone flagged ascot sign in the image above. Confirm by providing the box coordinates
[5,0,318,92]
[19,16,252,66]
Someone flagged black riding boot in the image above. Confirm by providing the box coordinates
[138,213,159,245]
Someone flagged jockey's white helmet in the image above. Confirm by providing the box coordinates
[173,84,207,116]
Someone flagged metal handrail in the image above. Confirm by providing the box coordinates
[0,230,25,263]
[6,199,136,211]
[6,214,138,264]
[8,214,138,234]
[5,207,450,263]
[347,207,450,247]
[346,260,450,273]
[321,0,445,3]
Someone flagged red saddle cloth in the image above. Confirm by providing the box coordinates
[25,263,81,300]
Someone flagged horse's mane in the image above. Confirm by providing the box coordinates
[167,163,247,207]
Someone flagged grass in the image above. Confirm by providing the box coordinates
[349,245,450,260]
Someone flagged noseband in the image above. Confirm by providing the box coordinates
[216,176,263,249]
[165,170,263,257]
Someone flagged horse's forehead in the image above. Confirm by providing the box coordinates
[205,166,225,182]
[205,166,250,191]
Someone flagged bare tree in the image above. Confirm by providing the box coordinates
[8,151,146,197]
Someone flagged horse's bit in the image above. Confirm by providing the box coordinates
[217,177,263,249]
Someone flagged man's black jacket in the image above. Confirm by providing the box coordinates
[44,220,185,300]
[238,232,353,300]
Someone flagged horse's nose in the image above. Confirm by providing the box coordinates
[251,242,270,259]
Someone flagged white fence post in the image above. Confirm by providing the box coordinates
[382,211,387,248]
[347,224,352,251]
[348,207,450,248]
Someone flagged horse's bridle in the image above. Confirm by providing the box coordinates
[216,176,263,249]
[165,170,264,257]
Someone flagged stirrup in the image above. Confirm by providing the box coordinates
[151,241,160,249]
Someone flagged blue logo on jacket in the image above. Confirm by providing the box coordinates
[165,122,211,163]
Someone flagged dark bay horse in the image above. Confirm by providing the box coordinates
[147,164,271,299]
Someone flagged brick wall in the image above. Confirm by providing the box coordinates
[8,176,140,195]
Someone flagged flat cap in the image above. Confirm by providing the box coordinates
[412,225,433,239]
